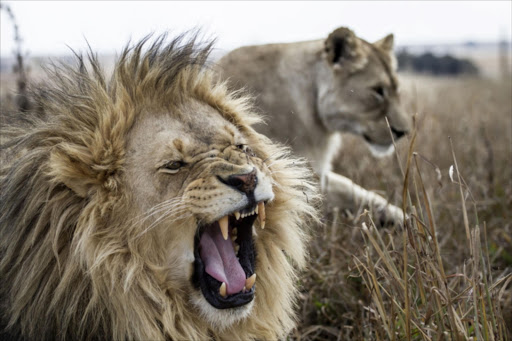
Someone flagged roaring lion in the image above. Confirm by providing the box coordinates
[0,34,318,340]
[217,27,411,223]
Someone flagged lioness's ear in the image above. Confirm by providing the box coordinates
[324,27,366,70]
[374,33,394,52]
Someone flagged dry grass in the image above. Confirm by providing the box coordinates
[293,74,512,340]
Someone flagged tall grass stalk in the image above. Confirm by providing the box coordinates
[352,131,511,340]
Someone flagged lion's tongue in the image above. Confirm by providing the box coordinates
[199,224,246,295]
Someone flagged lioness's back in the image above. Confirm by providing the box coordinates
[219,40,327,157]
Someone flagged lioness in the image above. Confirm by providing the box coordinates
[218,27,411,223]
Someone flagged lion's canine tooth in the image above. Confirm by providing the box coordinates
[257,202,265,229]
[219,282,227,297]
[245,273,256,289]
[219,216,229,240]
[234,211,241,220]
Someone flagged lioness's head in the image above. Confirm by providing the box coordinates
[0,35,318,340]
[317,27,411,156]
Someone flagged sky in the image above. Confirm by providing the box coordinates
[1,1,511,58]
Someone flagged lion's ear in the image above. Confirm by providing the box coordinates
[324,27,366,70]
[374,33,394,52]
[49,148,100,198]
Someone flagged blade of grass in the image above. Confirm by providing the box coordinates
[449,137,471,253]
[353,254,392,339]
[414,154,461,340]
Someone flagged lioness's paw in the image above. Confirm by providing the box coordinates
[375,204,405,227]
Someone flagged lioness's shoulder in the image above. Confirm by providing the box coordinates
[219,43,285,69]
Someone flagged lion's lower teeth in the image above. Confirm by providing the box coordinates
[219,282,227,297]
[245,273,256,289]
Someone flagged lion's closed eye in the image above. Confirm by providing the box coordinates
[159,161,187,174]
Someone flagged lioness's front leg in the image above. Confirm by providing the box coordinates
[324,171,404,225]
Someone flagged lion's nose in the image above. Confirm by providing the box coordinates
[219,168,258,195]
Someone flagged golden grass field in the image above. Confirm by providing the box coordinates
[1,61,511,339]
[294,73,512,340]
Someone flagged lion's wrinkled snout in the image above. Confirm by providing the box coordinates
[218,167,258,195]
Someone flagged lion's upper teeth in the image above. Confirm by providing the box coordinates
[234,211,241,220]
[258,202,265,229]
[219,282,227,297]
[245,273,256,289]
[219,216,229,240]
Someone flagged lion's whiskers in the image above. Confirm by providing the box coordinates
[134,202,193,239]
[126,197,185,228]
[133,203,188,230]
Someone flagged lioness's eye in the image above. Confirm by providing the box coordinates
[160,161,185,174]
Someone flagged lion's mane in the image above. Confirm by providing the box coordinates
[0,34,319,340]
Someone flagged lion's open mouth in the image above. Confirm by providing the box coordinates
[193,202,265,309]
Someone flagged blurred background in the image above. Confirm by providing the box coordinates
[1,1,511,78]
[1,1,511,339]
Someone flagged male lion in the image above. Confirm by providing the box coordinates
[217,27,411,223]
[0,34,318,340]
